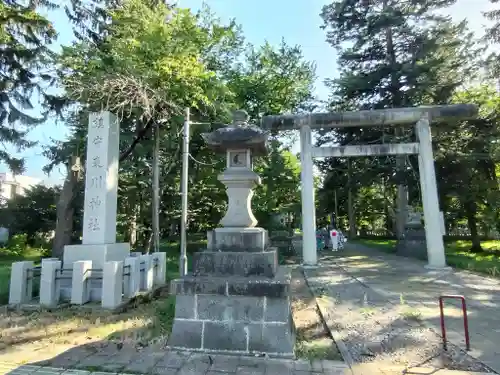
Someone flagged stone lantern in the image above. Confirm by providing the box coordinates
[204,109,266,228]
[167,110,295,357]
[201,109,269,249]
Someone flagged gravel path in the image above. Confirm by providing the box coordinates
[304,258,495,373]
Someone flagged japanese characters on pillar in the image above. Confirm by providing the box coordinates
[82,112,120,245]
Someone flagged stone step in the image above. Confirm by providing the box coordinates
[170,267,291,298]
[192,249,278,278]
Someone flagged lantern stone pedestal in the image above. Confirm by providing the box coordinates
[167,110,295,357]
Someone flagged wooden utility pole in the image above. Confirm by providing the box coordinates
[179,108,190,276]
[152,122,160,253]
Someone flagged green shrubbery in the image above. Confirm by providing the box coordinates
[0,233,51,258]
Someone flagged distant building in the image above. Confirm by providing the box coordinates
[0,172,42,201]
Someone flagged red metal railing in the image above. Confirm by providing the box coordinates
[439,295,471,351]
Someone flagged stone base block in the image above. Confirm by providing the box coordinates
[171,266,291,298]
[396,227,427,260]
[168,294,294,357]
[192,249,278,278]
[63,243,131,269]
[210,227,268,252]
[61,242,130,303]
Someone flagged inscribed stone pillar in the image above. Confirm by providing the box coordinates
[63,111,131,269]
[63,111,130,302]
[82,111,120,245]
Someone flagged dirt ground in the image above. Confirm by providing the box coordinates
[0,267,342,365]
[290,266,343,361]
[0,295,175,365]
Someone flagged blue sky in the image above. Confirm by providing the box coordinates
[7,0,495,185]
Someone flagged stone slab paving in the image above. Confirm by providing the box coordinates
[310,243,500,374]
[0,360,493,375]
[0,353,349,375]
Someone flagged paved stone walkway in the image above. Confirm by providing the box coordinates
[310,243,500,374]
[0,364,492,375]
[6,350,348,375]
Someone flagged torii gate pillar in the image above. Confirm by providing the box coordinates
[416,114,447,269]
[300,124,317,266]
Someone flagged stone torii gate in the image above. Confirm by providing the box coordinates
[262,104,478,269]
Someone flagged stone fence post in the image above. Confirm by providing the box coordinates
[102,261,123,309]
[40,259,62,307]
[124,257,140,298]
[152,252,166,286]
[71,260,92,305]
[9,261,34,304]
[139,254,154,291]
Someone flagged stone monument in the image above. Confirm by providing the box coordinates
[168,110,295,357]
[396,205,427,259]
[61,111,131,301]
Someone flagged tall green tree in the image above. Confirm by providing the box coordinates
[0,0,58,172]
[227,40,315,120]
[0,184,60,243]
[317,0,479,236]
[45,0,314,254]
[434,85,500,251]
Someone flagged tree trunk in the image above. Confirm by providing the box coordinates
[145,230,154,254]
[129,204,138,247]
[383,0,407,240]
[382,178,390,235]
[52,162,79,259]
[395,130,408,239]
[347,159,356,238]
[464,199,482,253]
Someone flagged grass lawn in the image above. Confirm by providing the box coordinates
[355,238,500,277]
[0,238,202,364]
[0,248,44,304]
[0,234,336,362]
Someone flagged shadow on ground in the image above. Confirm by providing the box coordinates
[306,244,499,373]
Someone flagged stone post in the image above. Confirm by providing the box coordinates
[124,256,141,298]
[71,260,92,305]
[102,261,123,309]
[139,254,154,291]
[416,114,447,269]
[40,259,62,307]
[152,252,166,286]
[9,261,34,304]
